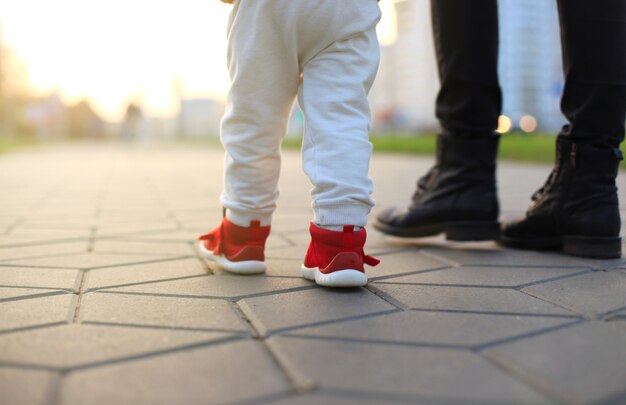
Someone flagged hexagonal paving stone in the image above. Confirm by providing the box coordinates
[96,224,180,238]
[101,274,312,299]
[0,267,80,291]
[2,252,182,270]
[0,287,68,301]
[422,245,590,268]
[0,324,235,369]
[91,239,194,256]
[375,265,590,288]
[0,293,75,331]
[0,242,88,262]
[484,321,626,404]
[372,284,574,315]
[9,228,91,240]
[265,245,309,260]
[239,288,396,335]
[84,257,207,291]
[119,229,207,243]
[58,340,290,405]
[266,336,552,404]
[522,271,626,317]
[288,310,576,349]
[368,250,449,280]
[263,257,308,278]
[0,367,57,405]
[0,235,87,248]
[80,292,249,333]
[266,393,420,405]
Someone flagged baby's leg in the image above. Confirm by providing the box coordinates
[298,2,381,228]
[221,1,300,227]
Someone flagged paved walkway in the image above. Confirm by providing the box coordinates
[0,143,625,405]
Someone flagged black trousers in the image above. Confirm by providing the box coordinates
[431,0,626,148]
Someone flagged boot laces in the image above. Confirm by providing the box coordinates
[531,168,558,202]
[412,165,438,200]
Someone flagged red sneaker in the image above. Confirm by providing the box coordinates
[198,217,270,274]
[301,223,380,287]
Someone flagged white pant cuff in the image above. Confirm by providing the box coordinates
[313,204,371,228]
[226,209,273,227]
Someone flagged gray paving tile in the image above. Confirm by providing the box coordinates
[423,245,591,268]
[578,256,626,271]
[522,271,626,317]
[0,267,80,291]
[59,340,290,405]
[96,223,179,236]
[91,239,194,256]
[121,229,209,243]
[0,287,68,301]
[80,292,249,332]
[84,257,207,291]
[0,367,56,405]
[2,252,182,270]
[265,245,308,260]
[267,336,552,404]
[0,235,87,248]
[372,284,574,315]
[0,242,88,262]
[239,288,396,335]
[266,392,426,405]
[10,228,91,240]
[264,257,306,277]
[376,265,590,288]
[101,274,312,299]
[484,321,626,405]
[0,293,75,331]
[289,310,575,348]
[369,249,449,280]
[0,324,234,369]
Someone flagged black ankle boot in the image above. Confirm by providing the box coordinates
[499,138,623,259]
[374,133,500,241]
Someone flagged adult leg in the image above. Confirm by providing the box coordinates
[500,0,626,258]
[374,0,501,240]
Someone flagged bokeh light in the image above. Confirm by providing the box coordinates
[496,115,512,134]
[519,115,538,133]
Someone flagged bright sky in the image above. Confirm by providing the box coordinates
[1,0,397,121]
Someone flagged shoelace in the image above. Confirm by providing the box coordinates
[411,165,438,200]
[531,168,558,202]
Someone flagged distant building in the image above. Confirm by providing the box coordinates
[370,0,565,133]
[178,98,224,137]
[498,0,564,132]
[24,93,68,139]
[369,0,439,132]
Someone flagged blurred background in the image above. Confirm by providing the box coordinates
[0,0,566,155]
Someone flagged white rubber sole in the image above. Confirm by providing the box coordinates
[198,242,266,274]
[301,265,367,287]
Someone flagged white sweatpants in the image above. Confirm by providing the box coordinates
[220,0,381,228]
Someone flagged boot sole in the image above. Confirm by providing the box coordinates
[498,235,622,259]
[373,220,500,242]
[563,236,622,259]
